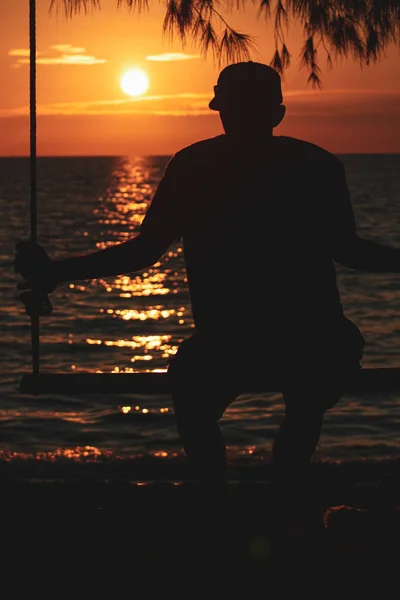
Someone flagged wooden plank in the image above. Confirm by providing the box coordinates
[19,371,169,395]
[19,367,400,395]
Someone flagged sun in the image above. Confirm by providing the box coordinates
[120,69,149,97]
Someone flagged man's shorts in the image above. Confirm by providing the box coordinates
[167,316,365,415]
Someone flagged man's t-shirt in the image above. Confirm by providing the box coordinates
[140,134,361,353]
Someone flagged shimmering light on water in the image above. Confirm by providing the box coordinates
[0,446,107,462]
[98,307,182,321]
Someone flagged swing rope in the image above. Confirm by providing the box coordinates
[29,0,40,378]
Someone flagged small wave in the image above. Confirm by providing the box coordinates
[0,446,399,486]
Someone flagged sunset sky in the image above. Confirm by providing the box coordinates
[1,0,400,156]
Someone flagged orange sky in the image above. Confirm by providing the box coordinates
[1,0,400,155]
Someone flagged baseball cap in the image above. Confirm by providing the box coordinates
[209,61,283,111]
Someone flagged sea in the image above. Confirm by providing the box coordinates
[1,153,400,485]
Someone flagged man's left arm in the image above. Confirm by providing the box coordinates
[328,161,400,273]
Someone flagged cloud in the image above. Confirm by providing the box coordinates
[19,55,106,66]
[145,53,201,61]
[9,44,106,66]
[50,44,86,54]
[1,89,400,119]
[0,93,213,118]
[9,48,40,57]
[283,89,400,116]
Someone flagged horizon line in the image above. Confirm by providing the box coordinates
[1,152,400,159]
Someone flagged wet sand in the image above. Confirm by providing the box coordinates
[2,471,399,597]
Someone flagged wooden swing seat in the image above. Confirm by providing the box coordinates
[19,366,400,395]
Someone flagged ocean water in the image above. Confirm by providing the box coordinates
[1,153,400,484]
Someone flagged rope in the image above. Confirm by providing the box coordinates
[29,0,40,377]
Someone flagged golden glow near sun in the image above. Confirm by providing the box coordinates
[120,69,149,97]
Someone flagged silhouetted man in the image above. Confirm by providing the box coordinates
[15,61,400,503]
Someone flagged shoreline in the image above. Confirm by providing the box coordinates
[1,453,399,482]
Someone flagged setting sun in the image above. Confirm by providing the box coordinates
[120,69,149,97]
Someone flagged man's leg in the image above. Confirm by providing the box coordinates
[272,400,325,482]
[167,335,239,496]
[271,387,343,484]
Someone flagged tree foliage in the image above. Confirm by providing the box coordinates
[51,0,400,86]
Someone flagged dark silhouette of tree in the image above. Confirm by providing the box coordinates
[51,0,400,86]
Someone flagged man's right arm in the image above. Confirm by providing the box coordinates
[49,232,171,284]
[52,155,184,283]
[15,156,183,288]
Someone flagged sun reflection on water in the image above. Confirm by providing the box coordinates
[97,273,171,297]
[54,157,192,375]
[86,335,178,367]
[98,307,183,321]
[0,445,177,463]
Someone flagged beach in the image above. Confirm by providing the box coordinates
[3,463,399,596]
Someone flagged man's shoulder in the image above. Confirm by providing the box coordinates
[278,136,343,169]
[172,135,226,163]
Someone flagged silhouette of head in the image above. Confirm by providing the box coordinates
[209,61,286,136]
